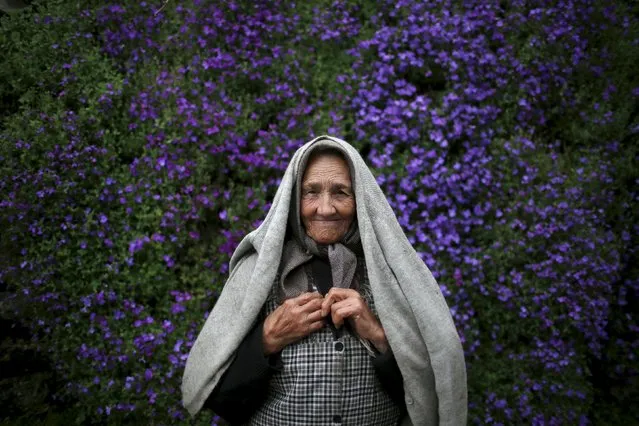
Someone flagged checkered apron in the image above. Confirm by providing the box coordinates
[246,260,403,426]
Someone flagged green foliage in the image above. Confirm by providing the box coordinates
[0,0,637,424]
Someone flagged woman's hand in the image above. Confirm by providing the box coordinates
[262,292,325,355]
[321,288,389,353]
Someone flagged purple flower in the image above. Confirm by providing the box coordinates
[495,399,508,409]
[171,303,186,315]
[128,237,148,254]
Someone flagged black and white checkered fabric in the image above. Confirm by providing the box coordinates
[246,260,402,426]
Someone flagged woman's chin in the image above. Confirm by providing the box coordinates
[311,236,339,245]
[307,230,344,245]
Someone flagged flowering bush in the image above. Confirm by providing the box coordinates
[1,0,637,424]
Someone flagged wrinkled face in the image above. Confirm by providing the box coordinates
[301,154,355,245]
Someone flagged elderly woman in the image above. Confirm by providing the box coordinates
[182,136,466,425]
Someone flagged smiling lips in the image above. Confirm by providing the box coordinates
[311,219,344,224]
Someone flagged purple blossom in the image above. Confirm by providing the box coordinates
[2,1,635,424]
[151,233,165,243]
[163,255,174,268]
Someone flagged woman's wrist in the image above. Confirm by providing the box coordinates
[370,327,389,354]
[262,321,280,355]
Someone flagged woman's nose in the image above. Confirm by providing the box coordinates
[317,193,336,215]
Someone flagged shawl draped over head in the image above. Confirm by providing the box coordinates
[181,136,467,426]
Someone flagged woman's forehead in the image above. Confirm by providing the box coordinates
[302,153,352,182]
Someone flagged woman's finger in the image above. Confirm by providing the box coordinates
[322,296,342,317]
[325,287,359,300]
[321,288,359,316]
[333,306,357,328]
[333,298,379,330]
[307,320,325,333]
[300,297,324,313]
[320,294,338,317]
[306,309,324,323]
[330,300,358,327]
[293,292,323,305]
[328,296,366,315]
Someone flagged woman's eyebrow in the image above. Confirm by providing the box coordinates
[302,182,352,190]
[302,182,322,189]
[331,183,352,191]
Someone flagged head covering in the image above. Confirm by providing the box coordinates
[182,136,467,426]
[289,143,361,254]
[276,143,361,303]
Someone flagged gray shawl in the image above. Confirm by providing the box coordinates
[181,136,467,426]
